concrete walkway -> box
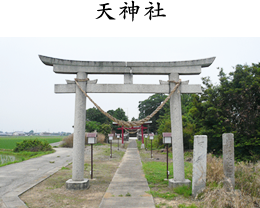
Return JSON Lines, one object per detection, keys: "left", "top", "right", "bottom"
{"left": 99, "top": 140, "right": 155, "bottom": 208}
{"left": 0, "top": 147, "right": 73, "bottom": 208}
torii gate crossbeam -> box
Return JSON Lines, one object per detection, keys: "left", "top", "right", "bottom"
{"left": 39, "top": 55, "right": 215, "bottom": 190}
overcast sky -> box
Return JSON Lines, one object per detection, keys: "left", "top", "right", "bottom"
{"left": 0, "top": 1, "right": 260, "bottom": 133}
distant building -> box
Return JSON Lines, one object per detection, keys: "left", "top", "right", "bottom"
{"left": 40, "top": 132, "right": 51, "bottom": 136}
{"left": 13, "top": 131, "right": 25, "bottom": 136}
{"left": 51, "top": 133, "right": 61, "bottom": 136}
{"left": 0, "top": 132, "right": 12, "bottom": 136}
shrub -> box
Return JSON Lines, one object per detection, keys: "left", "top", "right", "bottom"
{"left": 13, "top": 139, "right": 53, "bottom": 152}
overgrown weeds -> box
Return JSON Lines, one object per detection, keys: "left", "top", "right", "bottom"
{"left": 235, "top": 161, "right": 260, "bottom": 197}
{"left": 199, "top": 154, "right": 260, "bottom": 207}
{"left": 206, "top": 153, "right": 224, "bottom": 187}
{"left": 61, "top": 133, "right": 106, "bottom": 147}
{"left": 200, "top": 184, "right": 258, "bottom": 208}
{"left": 61, "top": 134, "right": 87, "bottom": 148}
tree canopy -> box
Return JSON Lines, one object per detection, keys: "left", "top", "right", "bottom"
{"left": 149, "top": 63, "right": 260, "bottom": 161}
{"left": 107, "top": 108, "right": 128, "bottom": 121}
{"left": 86, "top": 107, "right": 108, "bottom": 124}
{"left": 190, "top": 64, "right": 260, "bottom": 161}
{"left": 85, "top": 107, "right": 128, "bottom": 134}
{"left": 138, "top": 93, "right": 169, "bottom": 132}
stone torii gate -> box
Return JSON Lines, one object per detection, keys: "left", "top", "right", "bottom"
{"left": 39, "top": 55, "right": 215, "bottom": 189}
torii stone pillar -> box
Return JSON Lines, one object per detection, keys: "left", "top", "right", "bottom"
{"left": 39, "top": 55, "right": 215, "bottom": 189}
{"left": 66, "top": 72, "right": 89, "bottom": 189}
{"left": 168, "top": 73, "right": 191, "bottom": 187}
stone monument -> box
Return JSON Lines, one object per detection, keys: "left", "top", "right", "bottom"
{"left": 192, "top": 135, "right": 207, "bottom": 196}
{"left": 223, "top": 133, "right": 235, "bottom": 191}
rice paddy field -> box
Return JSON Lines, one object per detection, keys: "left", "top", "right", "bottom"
{"left": 0, "top": 136, "right": 63, "bottom": 150}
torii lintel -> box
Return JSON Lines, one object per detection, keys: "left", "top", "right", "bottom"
{"left": 39, "top": 55, "right": 215, "bottom": 75}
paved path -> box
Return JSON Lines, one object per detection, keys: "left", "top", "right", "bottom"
{"left": 99, "top": 140, "right": 155, "bottom": 208}
{"left": 0, "top": 147, "right": 73, "bottom": 208}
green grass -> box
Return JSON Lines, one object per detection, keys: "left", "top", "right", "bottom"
{"left": 93, "top": 143, "right": 103, "bottom": 146}
{"left": 143, "top": 137, "right": 160, "bottom": 150}
{"left": 155, "top": 202, "right": 167, "bottom": 208}
{"left": 0, "top": 137, "right": 59, "bottom": 166}
{"left": 142, "top": 160, "right": 193, "bottom": 199}
{"left": 142, "top": 162, "right": 169, "bottom": 185}
{"left": 173, "top": 185, "right": 192, "bottom": 198}
{"left": 0, "top": 136, "right": 63, "bottom": 149}
{"left": 137, "top": 138, "right": 157, "bottom": 150}
{"left": 125, "top": 192, "right": 131, "bottom": 197}
{"left": 178, "top": 203, "right": 197, "bottom": 208}
{"left": 0, "top": 149, "right": 55, "bottom": 167}
{"left": 137, "top": 136, "right": 165, "bottom": 151}
{"left": 148, "top": 190, "right": 177, "bottom": 199}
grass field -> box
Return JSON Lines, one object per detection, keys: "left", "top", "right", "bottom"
{"left": 0, "top": 149, "right": 55, "bottom": 167}
{"left": 0, "top": 136, "right": 63, "bottom": 149}
{"left": 142, "top": 160, "right": 193, "bottom": 198}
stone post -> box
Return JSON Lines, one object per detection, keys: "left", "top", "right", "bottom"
{"left": 192, "top": 135, "right": 207, "bottom": 196}
{"left": 66, "top": 72, "right": 89, "bottom": 190}
{"left": 168, "top": 73, "right": 191, "bottom": 188}
{"left": 223, "top": 133, "right": 235, "bottom": 191}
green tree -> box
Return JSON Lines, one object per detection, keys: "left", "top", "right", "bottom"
{"left": 86, "top": 107, "right": 128, "bottom": 134}
{"left": 156, "top": 94, "right": 194, "bottom": 149}
{"left": 138, "top": 94, "right": 169, "bottom": 132}
{"left": 131, "top": 117, "right": 137, "bottom": 121}
{"left": 107, "top": 108, "right": 128, "bottom": 133}
{"left": 85, "top": 121, "right": 101, "bottom": 132}
{"left": 190, "top": 76, "right": 228, "bottom": 154}
{"left": 218, "top": 64, "right": 260, "bottom": 160}
{"left": 107, "top": 108, "right": 128, "bottom": 121}
{"left": 99, "top": 123, "right": 112, "bottom": 142}
{"left": 190, "top": 64, "right": 260, "bottom": 161}
{"left": 86, "top": 107, "right": 108, "bottom": 124}
{"left": 99, "top": 123, "right": 112, "bottom": 135}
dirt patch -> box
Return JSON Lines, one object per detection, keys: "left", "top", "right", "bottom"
{"left": 20, "top": 144, "right": 126, "bottom": 208}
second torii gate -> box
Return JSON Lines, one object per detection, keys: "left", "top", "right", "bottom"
{"left": 113, "top": 121, "right": 151, "bottom": 147}
{"left": 39, "top": 55, "right": 215, "bottom": 189}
